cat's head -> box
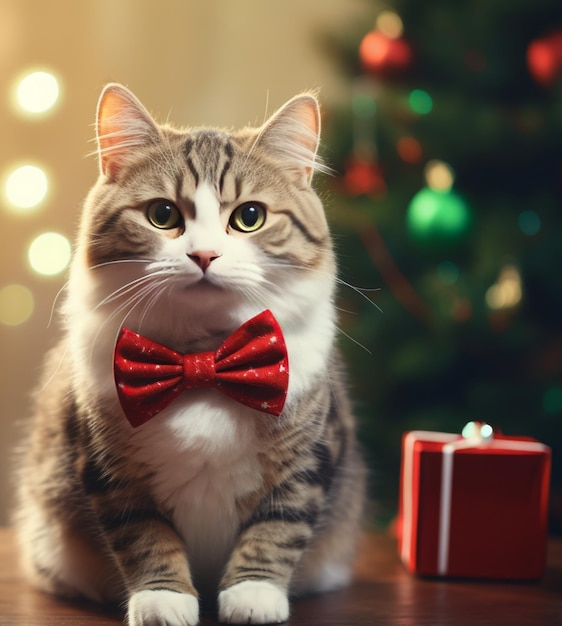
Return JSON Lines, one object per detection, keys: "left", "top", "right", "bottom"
{"left": 71, "top": 84, "right": 336, "bottom": 345}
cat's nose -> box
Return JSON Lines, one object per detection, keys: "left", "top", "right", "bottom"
{"left": 188, "top": 250, "right": 222, "bottom": 272}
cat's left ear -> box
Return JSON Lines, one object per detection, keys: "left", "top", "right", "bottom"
{"left": 257, "top": 93, "right": 326, "bottom": 185}
{"left": 96, "top": 83, "right": 161, "bottom": 179}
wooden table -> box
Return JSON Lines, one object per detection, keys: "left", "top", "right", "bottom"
{"left": 0, "top": 528, "right": 560, "bottom": 625}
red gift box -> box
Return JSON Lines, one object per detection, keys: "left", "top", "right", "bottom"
{"left": 398, "top": 424, "right": 551, "bottom": 579}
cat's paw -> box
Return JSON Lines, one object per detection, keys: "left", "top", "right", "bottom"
{"left": 127, "top": 589, "right": 199, "bottom": 626}
{"left": 218, "top": 580, "right": 289, "bottom": 624}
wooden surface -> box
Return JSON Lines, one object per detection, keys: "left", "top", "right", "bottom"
{"left": 0, "top": 527, "right": 561, "bottom": 625}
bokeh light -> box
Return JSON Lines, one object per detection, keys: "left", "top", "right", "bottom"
{"left": 16, "top": 70, "right": 60, "bottom": 114}
{"left": 485, "top": 265, "right": 522, "bottom": 310}
{"left": 425, "top": 160, "right": 455, "bottom": 192}
{"left": 407, "top": 187, "right": 472, "bottom": 244}
{"left": 376, "top": 11, "right": 404, "bottom": 39}
{"left": 527, "top": 33, "right": 562, "bottom": 86}
{"left": 397, "top": 136, "right": 422, "bottom": 163}
{"left": 0, "top": 284, "right": 34, "bottom": 326}
{"left": 518, "top": 210, "right": 541, "bottom": 236}
{"left": 4, "top": 164, "right": 49, "bottom": 211}
{"left": 360, "top": 29, "right": 412, "bottom": 74}
{"left": 409, "top": 89, "right": 433, "bottom": 115}
{"left": 28, "top": 232, "right": 72, "bottom": 276}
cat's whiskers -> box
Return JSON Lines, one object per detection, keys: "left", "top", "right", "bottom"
{"left": 46, "top": 262, "right": 155, "bottom": 332}
{"left": 221, "top": 266, "right": 281, "bottom": 309}
{"left": 334, "top": 278, "right": 382, "bottom": 311}
{"left": 260, "top": 260, "right": 379, "bottom": 355}
{"left": 89, "top": 258, "right": 155, "bottom": 271}
{"left": 336, "top": 327, "right": 373, "bottom": 356}
{"left": 224, "top": 268, "right": 272, "bottom": 291}
{"left": 261, "top": 261, "right": 383, "bottom": 312}
{"left": 47, "top": 281, "right": 70, "bottom": 328}
{"left": 146, "top": 258, "right": 279, "bottom": 308}
{"left": 236, "top": 282, "right": 271, "bottom": 310}
{"left": 39, "top": 343, "right": 70, "bottom": 393}
{"left": 87, "top": 273, "right": 172, "bottom": 366}
{"left": 94, "top": 270, "right": 171, "bottom": 309}
{"left": 144, "top": 259, "right": 185, "bottom": 275}
{"left": 136, "top": 279, "right": 171, "bottom": 333}
{"left": 109, "top": 278, "right": 167, "bottom": 331}
{"left": 96, "top": 283, "right": 156, "bottom": 343}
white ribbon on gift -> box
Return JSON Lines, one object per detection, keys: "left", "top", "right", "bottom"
{"left": 401, "top": 429, "right": 457, "bottom": 569}
{"left": 438, "top": 423, "right": 549, "bottom": 575}
{"left": 401, "top": 423, "right": 549, "bottom": 575}
{"left": 437, "top": 422, "right": 494, "bottom": 575}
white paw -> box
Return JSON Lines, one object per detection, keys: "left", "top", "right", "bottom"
{"left": 218, "top": 580, "right": 289, "bottom": 624}
{"left": 127, "top": 589, "right": 199, "bottom": 626}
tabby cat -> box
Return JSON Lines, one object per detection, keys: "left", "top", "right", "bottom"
{"left": 14, "top": 84, "right": 366, "bottom": 625}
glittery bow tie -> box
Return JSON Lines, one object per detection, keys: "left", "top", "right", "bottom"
{"left": 114, "top": 310, "right": 289, "bottom": 428}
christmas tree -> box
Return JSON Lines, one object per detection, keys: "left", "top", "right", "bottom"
{"left": 323, "top": 1, "right": 562, "bottom": 530}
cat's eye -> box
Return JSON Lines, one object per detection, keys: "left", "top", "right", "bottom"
{"left": 229, "top": 202, "right": 266, "bottom": 233}
{"left": 147, "top": 200, "right": 182, "bottom": 230}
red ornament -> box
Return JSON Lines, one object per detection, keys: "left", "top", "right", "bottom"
{"left": 397, "top": 137, "right": 423, "bottom": 164}
{"left": 360, "top": 29, "right": 412, "bottom": 75}
{"left": 527, "top": 30, "right": 562, "bottom": 86}
{"left": 343, "top": 157, "right": 386, "bottom": 197}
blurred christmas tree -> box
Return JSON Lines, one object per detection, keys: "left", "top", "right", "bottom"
{"left": 322, "top": 0, "right": 562, "bottom": 530}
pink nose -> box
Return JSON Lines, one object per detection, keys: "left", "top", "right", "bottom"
{"left": 188, "top": 250, "right": 221, "bottom": 272}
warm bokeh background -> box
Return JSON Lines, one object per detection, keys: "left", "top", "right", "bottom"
{"left": 0, "top": 0, "right": 369, "bottom": 525}
{"left": 2, "top": 0, "right": 561, "bottom": 534}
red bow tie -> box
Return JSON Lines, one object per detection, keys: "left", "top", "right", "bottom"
{"left": 114, "top": 310, "right": 289, "bottom": 428}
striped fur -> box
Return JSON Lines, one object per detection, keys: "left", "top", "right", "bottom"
{"left": 14, "top": 84, "right": 366, "bottom": 626}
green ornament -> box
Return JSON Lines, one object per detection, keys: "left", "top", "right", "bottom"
{"left": 406, "top": 187, "right": 472, "bottom": 248}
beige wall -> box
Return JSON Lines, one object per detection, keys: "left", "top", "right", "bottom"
{"left": 0, "top": 0, "right": 370, "bottom": 524}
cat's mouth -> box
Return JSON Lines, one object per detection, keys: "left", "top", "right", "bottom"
{"left": 185, "top": 274, "right": 223, "bottom": 290}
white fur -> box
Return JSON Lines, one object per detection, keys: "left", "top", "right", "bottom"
{"left": 218, "top": 581, "right": 289, "bottom": 624}
{"left": 130, "top": 393, "right": 264, "bottom": 584}
{"left": 188, "top": 182, "right": 226, "bottom": 255}
{"left": 127, "top": 589, "right": 199, "bottom": 626}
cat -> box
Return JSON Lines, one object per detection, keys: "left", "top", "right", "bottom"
{"left": 13, "top": 83, "right": 366, "bottom": 626}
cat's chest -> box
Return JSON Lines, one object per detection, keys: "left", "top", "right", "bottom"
{"left": 131, "top": 392, "right": 266, "bottom": 571}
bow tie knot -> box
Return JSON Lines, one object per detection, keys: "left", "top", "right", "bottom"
{"left": 114, "top": 310, "right": 289, "bottom": 428}
{"left": 183, "top": 352, "right": 216, "bottom": 388}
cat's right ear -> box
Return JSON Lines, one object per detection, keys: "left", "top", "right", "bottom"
{"left": 96, "top": 84, "right": 161, "bottom": 179}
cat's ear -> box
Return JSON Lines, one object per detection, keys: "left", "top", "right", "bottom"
{"left": 96, "top": 83, "right": 161, "bottom": 178}
{"left": 257, "top": 93, "right": 327, "bottom": 185}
